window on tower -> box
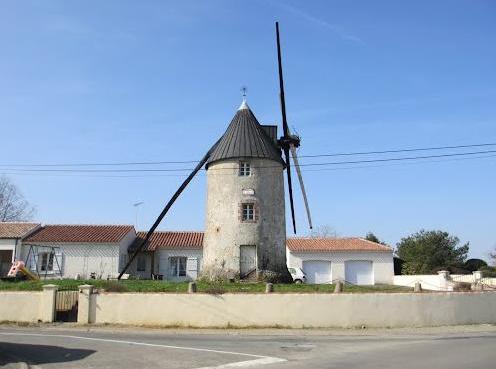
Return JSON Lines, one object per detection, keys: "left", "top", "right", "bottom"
{"left": 239, "top": 161, "right": 251, "bottom": 176}
{"left": 241, "top": 203, "right": 255, "bottom": 221}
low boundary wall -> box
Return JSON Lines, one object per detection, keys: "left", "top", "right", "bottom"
{"left": 1, "top": 286, "right": 495, "bottom": 328}
{"left": 0, "top": 285, "right": 57, "bottom": 323}
{"left": 394, "top": 271, "right": 496, "bottom": 291}
{"left": 90, "top": 292, "right": 496, "bottom": 328}
{"left": 0, "top": 291, "right": 44, "bottom": 323}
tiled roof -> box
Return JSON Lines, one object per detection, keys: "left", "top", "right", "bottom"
{"left": 129, "top": 233, "right": 391, "bottom": 253}
{"left": 206, "top": 102, "right": 284, "bottom": 168}
{"left": 286, "top": 238, "right": 393, "bottom": 252}
{"left": 24, "top": 225, "right": 134, "bottom": 243}
{"left": 130, "top": 231, "right": 204, "bottom": 252}
{"left": 0, "top": 222, "right": 40, "bottom": 239}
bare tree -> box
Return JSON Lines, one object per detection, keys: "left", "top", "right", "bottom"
{"left": 0, "top": 175, "right": 35, "bottom": 221}
{"left": 308, "top": 225, "right": 338, "bottom": 238}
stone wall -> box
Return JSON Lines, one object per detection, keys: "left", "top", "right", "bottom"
{"left": 202, "top": 158, "right": 286, "bottom": 279}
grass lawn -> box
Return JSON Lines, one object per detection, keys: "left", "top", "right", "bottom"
{"left": 0, "top": 279, "right": 412, "bottom": 293}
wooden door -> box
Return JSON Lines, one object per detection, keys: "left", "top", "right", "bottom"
{"left": 240, "top": 245, "right": 256, "bottom": 278}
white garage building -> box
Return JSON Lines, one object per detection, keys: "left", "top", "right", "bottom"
{"left": 286, "top": 238, "right": 394, "bottom": 285}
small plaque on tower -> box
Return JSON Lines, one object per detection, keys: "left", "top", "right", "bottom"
{"left": 242, "top": 188, "right": 255, "bottom": 196}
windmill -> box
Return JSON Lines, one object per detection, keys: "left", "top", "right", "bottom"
{"left": 119, "top": 22, "right": 312, "bottom": 280}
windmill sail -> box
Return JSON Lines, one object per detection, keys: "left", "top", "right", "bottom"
{"left": 275, "top": 21, "right": 313, "bottom": 234}
{"left": 290, "top": 144, "right": 313, "bottom": 229}
{"left": 118, "top": 140, "right": 220, "bottom": 279}
{"left": 276, "top": 21, "right": 297, "bottom": 234}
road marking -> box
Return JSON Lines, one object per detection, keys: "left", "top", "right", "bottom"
{"left": 0, "top": 332, "right": 287, "bottom": 368}
{"left": 195, "top": 357, "right": 287, "bottom": 368}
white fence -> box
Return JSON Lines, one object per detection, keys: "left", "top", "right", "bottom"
{"left": 394, "top": 271, "right": 496, "bottom": 291}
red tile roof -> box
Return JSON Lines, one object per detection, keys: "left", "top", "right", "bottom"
{"left": 130, "top": 231, "right": 204, "bottom": 251}
{"left": 130, "top": 233, "right": 391, "bottom": 253}
{"left": 24, "top": 225, "right": 134, "bottom": 243}
{"left": 286, "top": 238, "right": 393, "bottom": 252}
{"left": 0, "top": 222, "right": 40, "bottom": 239}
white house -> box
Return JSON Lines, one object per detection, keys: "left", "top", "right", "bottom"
{"left": 286, "top": 238, "right": 394, "bottom": 285}
{"left": 21, "top": 224, "right": 136, "bottom": 279}
{"left": 0, "top": 222, "right": 40, "bottom": 277}
{"left": 129, "top": 231, "right": 203, "bottom": 281}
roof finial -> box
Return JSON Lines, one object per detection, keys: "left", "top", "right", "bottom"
{"left": 238, "top": 86, "right": 249, "bottom": 110}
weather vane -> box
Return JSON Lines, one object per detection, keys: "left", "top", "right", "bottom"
{"left": 240, "top": 86, "right": 247, "bottom": 101}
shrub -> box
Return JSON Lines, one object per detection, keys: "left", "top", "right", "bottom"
{"left": 481, "top": 266, "right": 496, "bottom": 278}
{"left": 453, "top": 282, "right": 472, "bottom": 292}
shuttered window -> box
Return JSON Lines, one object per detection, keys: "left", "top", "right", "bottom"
{"left": 169, "top": 257, "right": 187, "bottom": 277}
{"left": 39, "top": 252, "right": 54, "bottom": 272}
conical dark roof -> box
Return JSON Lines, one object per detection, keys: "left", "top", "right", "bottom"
{"left": 206, "top": 101, "right": 284, "bottom": 168}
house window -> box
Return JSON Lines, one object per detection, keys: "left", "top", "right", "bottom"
{"left": 169, "top": 257, "right": 187, "bottom": 277}
{"left": 241, "top": 203, "right": 255, "bottom": 221}
{"left": 137, "top": 254, "right": 146, "bottom": 272}
{"left": 39, "top": 252, "right": 54, "bottom": 272}
{"left": 239, "top": 162, "right": 251, "bottom": 176}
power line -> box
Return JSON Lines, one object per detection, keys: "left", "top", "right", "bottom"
{"left": 2, "top": 149, "right": 496, "bottom": 174}
{"left": 2, "top": 142, "right": 495, "bottom": 168}
{"left": 302, "top": 153, "right": 496, "bottom": 172}
{"left": 298, "top": 142, "right": 496, "bottom": 158}
{"left": 301, "top": 149, "right": 496, "bottom": 167}
{"left": 2, "top": 152, "right": 495, "bottom": 179}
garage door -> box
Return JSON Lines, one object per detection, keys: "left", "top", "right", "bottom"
{"left": 345, "top": 260, "right": 373, "bottom": 285}
{"left": 303, "top": 260, "right": 331, "bottom": 284}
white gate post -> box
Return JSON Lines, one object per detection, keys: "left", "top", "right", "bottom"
{"left": 437, "top": 270, "right": 451, "bottom": 291}
{"left": 41, "top": 284, "right": 58, "bottom": 322}
{"left": 473, "top": 270, "right": 482, "bottom": 282}
{"left": 78, "top": 284, "right": 94, "bottom": 324}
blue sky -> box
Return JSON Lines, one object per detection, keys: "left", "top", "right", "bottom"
{"left": 1, "top": 1, "right": 495, "bottom": 259}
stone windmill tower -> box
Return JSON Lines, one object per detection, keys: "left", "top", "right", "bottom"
{"left": 201, "top": 99, "right": 288, "bottom": 280}
{"left": 118, "top": 22, "right": 312, "bottom": 282}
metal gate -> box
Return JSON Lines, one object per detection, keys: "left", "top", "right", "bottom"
{"left": 55, "top": 287, "right": 79, "bottom": 322}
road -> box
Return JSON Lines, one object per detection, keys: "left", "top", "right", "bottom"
{"left": 1, "top": 325, "right": 495, "bottom": 368}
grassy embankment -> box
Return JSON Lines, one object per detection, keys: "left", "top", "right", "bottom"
{"left": 0, "top": 279, "right": 412, "bottom": 293}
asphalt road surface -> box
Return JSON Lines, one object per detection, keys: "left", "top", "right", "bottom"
{"left": 1, "top": 325, "right": 495, "bottom": 369}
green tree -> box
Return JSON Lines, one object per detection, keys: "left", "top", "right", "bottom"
{"left": 396, "top": 230, "right": 469, "bottom": 275}
{"left": 364, "top": 232, "right": 386, "bottom": 245}
{"left": 464, "top": 258, "right": 487, "bottom": 272}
